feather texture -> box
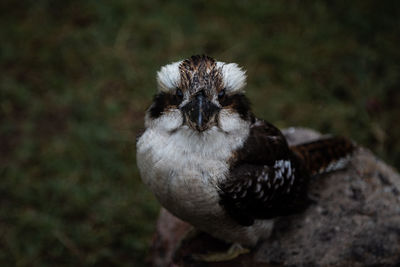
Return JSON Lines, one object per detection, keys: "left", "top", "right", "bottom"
{"left": 218, "top": 119, "right": 310, "bottom": 226}
{"left": 290, "top": 136, "right": 355, "bottom": 175}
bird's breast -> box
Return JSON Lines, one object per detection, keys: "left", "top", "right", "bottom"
{"left": 136, "top": 124, "right": 270, "bottom": 246}
{"left": 136, "top": 127, "right": 235, "bottom": 222}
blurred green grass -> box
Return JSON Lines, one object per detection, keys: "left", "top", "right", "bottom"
{"left": 1, "top": 0, "right": 399, "bottom": 265}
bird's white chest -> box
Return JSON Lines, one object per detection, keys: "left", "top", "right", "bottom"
{"left": 136, "top": 126, "right": 247, "bottom": 222}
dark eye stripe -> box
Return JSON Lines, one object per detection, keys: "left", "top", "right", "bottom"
{"left": 218, "top": 89, "right": 225, "bottom": 99}
{"left": 219, "top": 94, "right": 251, "bottom": 120}
{"left": 176, "top": 88, "right": 183, "bottom": 98}
{"left": 149, "top": 92, "right": 183, "bottom": 119}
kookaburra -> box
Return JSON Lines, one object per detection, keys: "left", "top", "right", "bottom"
{"left": 136, "top": 55, "right": 354, "bottom": 248}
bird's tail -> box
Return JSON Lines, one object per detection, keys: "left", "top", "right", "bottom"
{"left": 290, "top": 136, "right": 355, "bottom": 176}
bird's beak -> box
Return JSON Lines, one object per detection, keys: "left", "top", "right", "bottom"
{"left": 181, "top": 91, "right": 220, "bottom": 132}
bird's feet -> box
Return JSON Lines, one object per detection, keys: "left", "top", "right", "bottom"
{"left": 192, "top": 242, "right": 250, "bottom": 262}
{"left": 173, "top": 229, "right": 251, "bottom": 263}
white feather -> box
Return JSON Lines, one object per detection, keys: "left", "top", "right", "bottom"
{"left": 156, "top": 61, "right": 182, "bottom": 92}
{"left": 322, "top": 156, "right": 350, "bottom": 173}
{"left": 156, "top": 59, "right": 247, "bottom": 94}
{"left": 216, "top": 61, "right": 247, "bottom": 93}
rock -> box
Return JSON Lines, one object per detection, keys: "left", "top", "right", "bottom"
{"left": 147, "top": 128, "right": 400, "bottom": 266}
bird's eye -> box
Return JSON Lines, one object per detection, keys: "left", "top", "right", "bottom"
{"left": 218, "top": 89, "right": 225, "bottom": 99}
{"left": 176, "top": 88, "right": 183, "bottom": 98}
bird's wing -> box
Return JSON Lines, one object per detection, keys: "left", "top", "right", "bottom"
{"left": 218, "top": 119, "right": 310, "bottom": 226}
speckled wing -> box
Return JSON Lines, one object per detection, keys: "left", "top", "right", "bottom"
{"left": 218, "top": 119, "right": 310, "bottom": 226}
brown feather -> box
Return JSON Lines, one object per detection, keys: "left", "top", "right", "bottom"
{"left": 179, "top": 55, "right": 223, "bottom": 93}
{"left": 290, "top": 136, "right": 355, "bottom": 175}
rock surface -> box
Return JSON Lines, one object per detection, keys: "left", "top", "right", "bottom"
{"left": 147, "top": 128, "right": 400, "bottom": 267}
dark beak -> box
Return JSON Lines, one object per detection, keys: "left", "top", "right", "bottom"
{"left": 181, "top": 91, "right": 220, "bottom": 132}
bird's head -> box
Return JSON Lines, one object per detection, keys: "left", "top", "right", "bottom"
{"left": 145, "top": 55, "right": 252, "bottom": 134}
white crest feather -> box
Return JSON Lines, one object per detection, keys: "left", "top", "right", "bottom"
{"left": 156, "top": 61, "right": 182, "bottom": 92}
{"left": 216, "top": 62, "right": 247, "bottom": 92}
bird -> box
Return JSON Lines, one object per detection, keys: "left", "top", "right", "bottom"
{"left": 136, "top": 55, "right": 355, "bottom": 254}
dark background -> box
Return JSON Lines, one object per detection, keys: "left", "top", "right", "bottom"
{"left": 1, "top": 0, "right": 399, "bottom": 265}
